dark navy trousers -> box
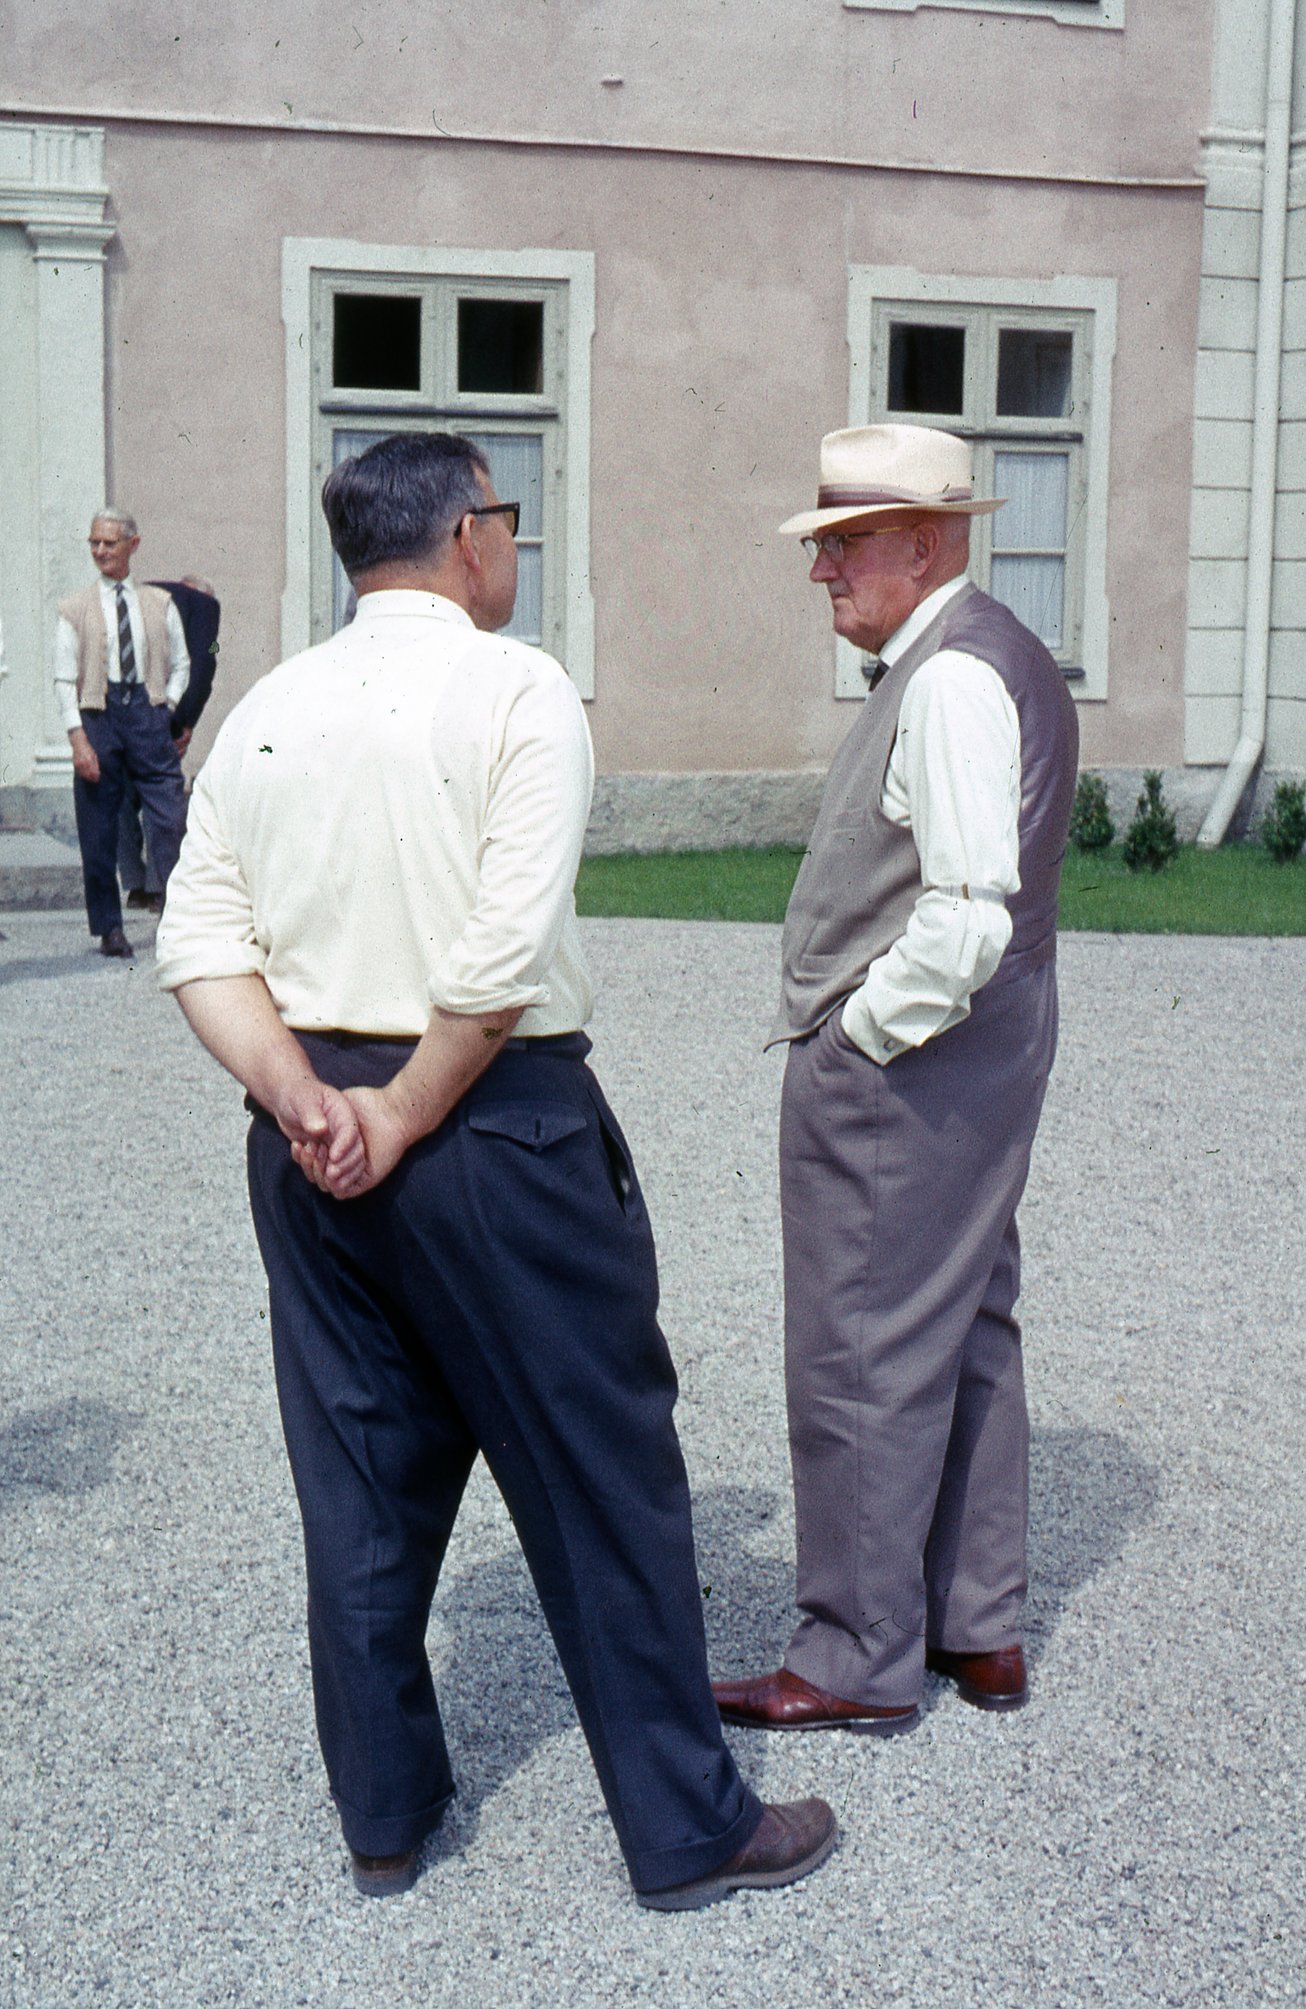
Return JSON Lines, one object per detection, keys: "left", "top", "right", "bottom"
{"left": 245, "top": 1032, "right": 761, "bottom": 1893}
{"left": 72, "top": 688, "right": 186, "bottom": 934}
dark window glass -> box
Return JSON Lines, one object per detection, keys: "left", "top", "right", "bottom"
{"left": 457, "top": 299, "right": 544, "bottom": 394}
{"left": 332, "top": 295, "right": 422, "bottom": 391}
{"left": 997, "top": 329, "right": 1073, "bottom": 418}
{"left": 887, "top": 323, "right": 965, "bottom": 414}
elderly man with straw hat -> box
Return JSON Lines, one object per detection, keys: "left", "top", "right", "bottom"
{"left": 714, "top": 423, "right": 1078, "bottom": 1735}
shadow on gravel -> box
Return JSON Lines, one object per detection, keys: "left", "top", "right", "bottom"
{"left": 0, "top": 953, "right": 110, "bottom": 984}
{"left": 428, "top": 1488, "right": 790, "bottom": 1841}
{"left": 0, "top": 1396, "right": 139, "bottom": 1506}
{"left": 1026, "top": 1424, "right": 1159, "bottom": 1659}
{"left": 380, "top": 1433, "right": 1158, "bottom": 1839}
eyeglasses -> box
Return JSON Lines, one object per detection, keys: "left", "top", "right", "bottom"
{"left": 466, "top": 502, "right": 520, "bottom": 538}
{"left": 801, "top": 524, "right": 906, "bottom": 562}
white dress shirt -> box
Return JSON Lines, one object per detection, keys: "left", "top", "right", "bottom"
{"left": 839, "top": 577, "right": 1022, "bottom": 1066}
{"left": 54, "top": 577, "right": 190, "bottom": 731}
{"left": 155, "top": 591, "right": 594, "bottom": 1038}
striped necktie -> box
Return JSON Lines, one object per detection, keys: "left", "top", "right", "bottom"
{"left": 115, "top": 584, "right": 138, "bottom": 687}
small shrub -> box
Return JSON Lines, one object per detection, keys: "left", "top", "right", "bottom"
{"left": 1069, "top": 772, "right": 1115, "bottom": 852}
{"left": 1122, "top": 770, "right": 1179, "bottom": 873}
{"left": 1259, "top": 780, "right": 1306, "bottom": 863}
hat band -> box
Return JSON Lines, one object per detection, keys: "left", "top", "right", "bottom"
{"left": 816, "top": 483, "right": 974, "bottom": 507}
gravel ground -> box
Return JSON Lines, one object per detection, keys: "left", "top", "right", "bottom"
{"left": 0, "top": 910, "right": 1302, "bottom": 2009}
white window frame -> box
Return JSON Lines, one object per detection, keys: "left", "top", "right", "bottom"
{"left": 282, "top": 239, "right": 595, "bottom": 696}
{"left": 843, "top": 0, "right": 1123, "bottom": 27}
{"left": 841, "top": 267, "right": 1116, "bottom": 700}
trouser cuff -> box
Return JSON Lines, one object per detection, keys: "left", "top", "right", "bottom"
{"left": 334, "top": 1783, "right": 455, "bottom": 1858}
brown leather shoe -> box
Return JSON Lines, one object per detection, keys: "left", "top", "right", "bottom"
{"left": 926, "top": 1643, "right": 1028, "bottom": 1712}
{"left": 636, "top": 1797, "right": 837, "bottom": 1911}
{"left": 99, "top": 926, "right": 135, "bottom": 959}
{"left": 712, "top": 1666, "right": 918, "bottom": 1737}
{"left": 349, "top": 1846, "right": 420, "bottom": 1897}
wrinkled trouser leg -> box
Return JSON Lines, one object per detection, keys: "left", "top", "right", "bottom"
{"left": 247, "top": 1034, "right": 762, "bottom": 1890}
{"left": 780, "top": 970, "right": 1055, "bottom": 1707}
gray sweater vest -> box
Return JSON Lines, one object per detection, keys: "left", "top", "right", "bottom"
{"left": 773, "top": 582, "right": 1079, "bottom": 1044}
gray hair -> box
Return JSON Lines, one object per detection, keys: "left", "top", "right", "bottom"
{"left": 321, "top": 433, "right": 489, "bottom": 578}
{"left": 91, "top": 508, "right": 139, "bottom": 539}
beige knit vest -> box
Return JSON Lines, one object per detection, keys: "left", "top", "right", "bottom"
{"left": 58, "top": 581, "right": 174, "bottom": 710}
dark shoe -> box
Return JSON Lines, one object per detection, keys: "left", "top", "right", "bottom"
{"left": 712, "top": 1666, "right": 918, "bottom": 1737}
{"left": 124, "top": 888, "right": 152, "bottom": 910}
{"left": 926, "top": 1643, "right": 1028, "bottom": 1712}
{"left": 349, "top": 1846, "right": 420, "bottom": 1897}
{"left": 636, "top": 1798, "right": 837, "bottom": 1912}
{"left": 99, "top": 926, "right": 134, "bottom": 959}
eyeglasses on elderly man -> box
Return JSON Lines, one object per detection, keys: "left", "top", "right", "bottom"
{"left": 800, "top": 524, "right": 910, "bottom": 563}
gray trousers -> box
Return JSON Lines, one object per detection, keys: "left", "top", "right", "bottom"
{"left": 779, "top": 961, "right": 1057, "bottom": 1707}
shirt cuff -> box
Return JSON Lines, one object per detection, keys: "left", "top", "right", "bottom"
{"left": 838, "top": 989, "right": 907, "bottom": 1067}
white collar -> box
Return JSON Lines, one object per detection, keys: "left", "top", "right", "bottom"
{"left": 879, "top": 575, "right": 969, "bottom": 666}
{"left": 353, "top": 589, "right": 474, "bottom": 626}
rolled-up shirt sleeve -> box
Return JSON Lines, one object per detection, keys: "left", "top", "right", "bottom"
{"left": 155, "top": 746, "right": 267, "bottom": 990}
{"left": 54, "top": 617, "right": 83, "bottom": 733}
{"left": 431, "top": 665, "right": 593, "bottom": 1016}
{"left": 840, "top": 650, "right": 1020, "bottom": 1064}
{"left": 164, "top": 598, "right": 191, "bottom": 710}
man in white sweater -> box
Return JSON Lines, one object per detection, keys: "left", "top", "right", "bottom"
{"left": 54, "top": 510, "right": 189, "bottom": 957}
{"left": 157, "top": 432, "right": 834, "bottom": 1908}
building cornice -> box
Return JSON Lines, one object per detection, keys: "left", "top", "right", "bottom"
{"left": 0, "top": 103, "right": 1203, "bottom": 194}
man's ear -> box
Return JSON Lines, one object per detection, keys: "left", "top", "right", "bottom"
{"left": 453, "top": 512, "right": 480, "bottom": 575}
{"left": 910, "top": 519, "right": 941, "bottom": 575}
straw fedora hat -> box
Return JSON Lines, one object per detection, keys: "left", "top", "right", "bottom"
{"left": 779, "top": 423, "right": 1004, "bottom": 539}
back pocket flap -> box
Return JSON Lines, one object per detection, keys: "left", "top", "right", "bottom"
{"left": 467, "top": 1103, "right": 588, "bottom": 1151}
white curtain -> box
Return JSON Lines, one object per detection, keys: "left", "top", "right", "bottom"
{"left": 467, "top": 432, "right": 544, "bottom": 646}
{"left": 990, "top": 450, "right": 1067, "bottom": 650}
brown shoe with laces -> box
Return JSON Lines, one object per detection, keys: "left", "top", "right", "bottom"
{"left": 926, "top": 1644, "right": 1028, "bottom": 1711}
{"left": 713, "top": 1665, "right": 918, "bottom": 1736}
{"left": 636, "top": 1797, "right": 837, "bottom": 1911}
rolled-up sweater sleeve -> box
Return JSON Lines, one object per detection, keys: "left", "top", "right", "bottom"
{"left": 429, "top": 663, "right": 594, "bottom": 1017}
{"left": 155, "top": 744, "right": 267, "bottom": 990}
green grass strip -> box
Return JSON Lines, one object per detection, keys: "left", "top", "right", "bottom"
{"left": 575, "top": 843, "right": 1306, "bottom": 934}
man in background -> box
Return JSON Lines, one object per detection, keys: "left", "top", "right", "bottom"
{"left": 117, "top": 574, "right": 221, "bottom": 912}
{"left": 55, "top": 510, "right": 189, "bottom": 958}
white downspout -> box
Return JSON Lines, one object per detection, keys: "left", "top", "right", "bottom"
{"left": 1197, "top": 0, "right": 1297, "bottom": 847}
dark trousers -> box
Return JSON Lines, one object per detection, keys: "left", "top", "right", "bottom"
{"left": 72, "top": 689, "right": 186, "bottom": 934}
{"left": 245, "top": 1032, "right": 761, "bottom": 1892}
{"left": 116, "top": 779, "right": 161, "bottom": 896}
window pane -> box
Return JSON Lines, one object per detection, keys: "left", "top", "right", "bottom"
{"left": 458, "top": 299, "right": 544, "bottom": 394}
{"left": 326, "top": 427, "right": 547, "bottom": 648}
{"left": 990, "top": 555, "right": 1065, "bottom": 651}
{"left": 996, "top": 330, "right": 1073, "bottom": 418}
{"left": 510, "top": 547, "right": 544, "bottom": 647}
{"left": 333, "top": 295, "right": 421, "bottom": 391}
{"left": 887, "top": 323, "right": 965, "bottom": 414}
{"left": 993, "top": 451, "right": 1068, "bottom": 548}
{"left": 466, "top": 432, "right": 545, "bottom": 645}
{"left": 466, "top": 432, "right": 544, "bottom": 539}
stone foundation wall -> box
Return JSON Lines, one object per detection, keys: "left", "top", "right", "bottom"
{"left": 583, "top": 766, "right": 1302, "bottom": 853}
{"left": 4, "top": 765, "right": 1300, "bottom": 876}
